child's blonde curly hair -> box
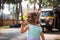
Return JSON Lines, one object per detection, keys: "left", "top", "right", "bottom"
{"left": 27, "top": 10, "right": 40, "bottom": 25}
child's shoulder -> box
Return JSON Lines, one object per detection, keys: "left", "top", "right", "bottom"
{"left": 36, "top": 23, "right": 41, "bottom": 27}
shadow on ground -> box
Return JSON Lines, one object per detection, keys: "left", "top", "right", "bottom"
{"left": 55, "top": 39, "right": 60, "bottom": 40}
{"left": 44, "top": 31, "right": 60, "bottom": 35}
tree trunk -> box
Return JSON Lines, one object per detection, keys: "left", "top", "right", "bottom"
{"left": 1, "top": 0, "right": 4, "bottom": 26}
{"left": 0, "top": 0, "right": 1, "bottom": 9}
{"left": 15, "top": 0, "right": 19, "bottom": 24}
{"left": 20, "top": 0, "right": 23, "bottom": 21}
{"left": 34, "top": 0, "right": 36, "bottom": 10}
{"left": 38, "top": 0, "right": 42, "bottom": 10}
{"left": 16, "top": 5, "right": 18, "bottom": 24}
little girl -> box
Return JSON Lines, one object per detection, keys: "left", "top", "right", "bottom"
{"left": 20, "top": 10, "right": 45, "bottom": 40}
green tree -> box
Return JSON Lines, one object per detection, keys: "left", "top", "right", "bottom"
{"left": 56, "top": 0, "right": 60, "bottom": 5}
{"left": 1, "top": 0, "right": 21, "bottom": 24}
{"left": 53, "top": 0, "right": 60, "bottom": 7}
{"left": 19, "top": 0, "right": 23, "bottom": 21}
{"left": 0, "top": 0, "right": 1, "bottom": 9}
{"left": 47, "top": 0, "right": 53, "bottom": 6}
{"left": 42, "top": 0, "right": 53, "bottom": 7}
{"left": 29, "top": 0, "right": 37, "bottom": 10}
{"left": 38, "top": 0, "right": 42, "bottom": 10}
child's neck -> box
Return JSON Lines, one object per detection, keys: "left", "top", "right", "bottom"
{"left": 33, "top": 23, "right": 40, "bottom": 27}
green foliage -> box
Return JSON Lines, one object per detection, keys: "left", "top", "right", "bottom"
{"left": 57, "top": 0, "right": 60, "bottom": 5}
{"left": 29, "top": 0, "right": 34, "bottom": 5}
{"left": 47, "top": 0, "right": 53, "bottom": 6}
{"left": 3, "top": 0, "right": 20, "bottom": 4}
{"left": 42, "top": 0, "right": 60, "bottom": 7}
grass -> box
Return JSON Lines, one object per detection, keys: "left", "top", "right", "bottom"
{"left": 0, "top": 26, "right": 10, "bottom": 29}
